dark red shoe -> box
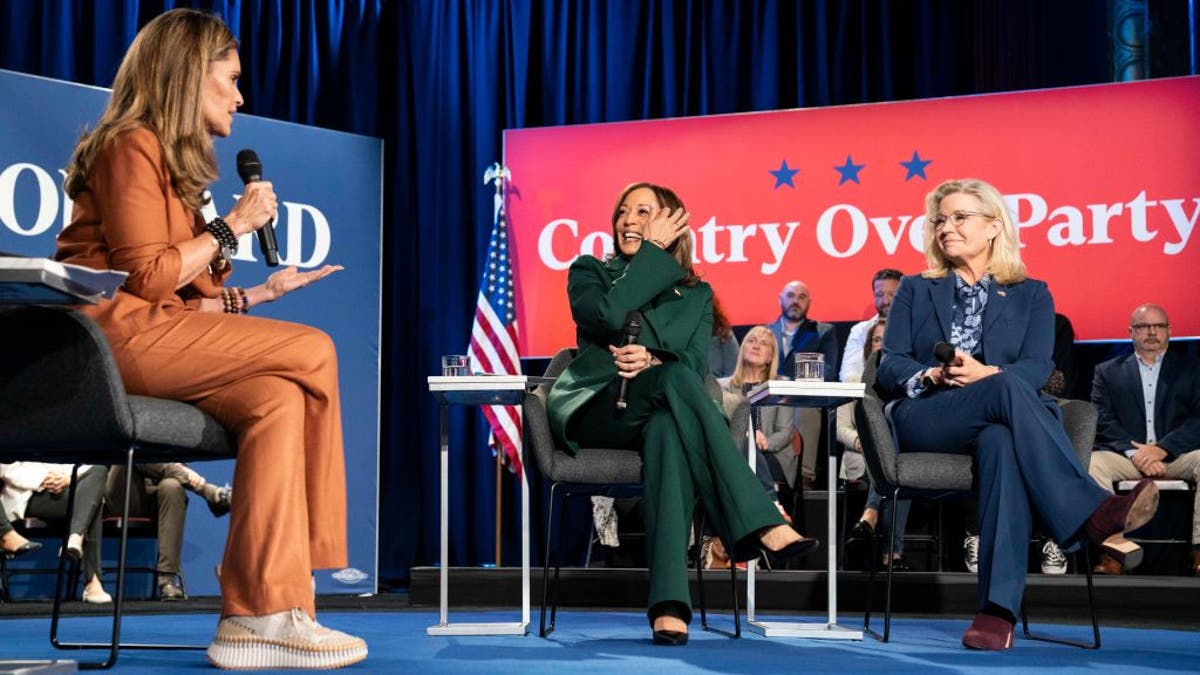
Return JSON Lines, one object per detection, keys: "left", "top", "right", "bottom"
{"left": 962, "top": 613, "right": 1015, "bottom": 650}
{"left": 1084, "top": 479, "right": 1159, "bottom": 571}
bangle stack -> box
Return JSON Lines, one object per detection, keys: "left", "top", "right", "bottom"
{"left": 205, "top": 217, "right": 238, "bottom": 268}
{"left": 220, "top": 286, "right": 250, "bottom": 314}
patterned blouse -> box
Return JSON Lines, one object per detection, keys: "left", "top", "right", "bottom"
{"left": 905, "top": 273, "right": 992, "bottom": 398}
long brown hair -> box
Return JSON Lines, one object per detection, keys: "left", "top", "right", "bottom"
{"left": 610, "top": 182, "right": 701, "bottom": 287}
{"left": 712, "top": 292, "right": 734, "bottom": 342}
{"left": 64, "top": 9, "right": 238, "bottom": 213}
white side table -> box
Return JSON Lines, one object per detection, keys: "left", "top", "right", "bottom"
{"left": 425, "top": 375, "right": 552, "bottom": 636}
{"left": 744, "top": 380, "right": 865, "bottom": 639}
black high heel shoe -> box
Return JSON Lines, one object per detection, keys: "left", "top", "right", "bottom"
{"left": 845, "top": 520, "right": 874, "bottom": 546}
{"left": 760, "top": 536, "right": 820, "bottom": 566}
{"left": 3, "top": 540, "right": 43, "bottom": 560}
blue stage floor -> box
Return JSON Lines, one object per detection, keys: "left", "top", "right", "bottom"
{"left": 0, "top": 610, "right": 1195, "bottom": 673}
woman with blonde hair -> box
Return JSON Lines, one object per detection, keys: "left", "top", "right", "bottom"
{"left": 725, "top": 325, "right": 798, "bottom": 497}
{"left": 877, "top": 177, "right": 1158, "bottom": 650}
{"left": 56, "top": 9, "right": 363, "bottom": 669}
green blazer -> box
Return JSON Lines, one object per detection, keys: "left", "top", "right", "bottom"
{"left": 548, "top": 244, "right": 713, "bottom": 453}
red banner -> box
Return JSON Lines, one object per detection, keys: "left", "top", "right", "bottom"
{"left": 505, "top": 76, "right": 1200, "bottom": 356}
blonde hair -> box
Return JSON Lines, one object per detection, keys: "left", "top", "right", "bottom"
{"left": 64, "top": 9, "right": 238, "bottom": 213}
{"left": 609, "top": 182, "right": 700, "bottom": 287}
{"left": 729, "top": 325, "right": 779, "bottom": 389}
{"left": 920, "top": 178, "right": 1027, "bottom": 284}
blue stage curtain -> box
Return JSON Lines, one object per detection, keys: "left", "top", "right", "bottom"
{"left": 0, "top": 0, "right": 1125, "bottom": 586}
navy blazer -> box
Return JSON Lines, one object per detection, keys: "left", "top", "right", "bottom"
{"left": 1091, "top": 351, "right": 1200, "bottom": 458}
{"left": 876, "top": 273, "right": 1055, "bottom": 400}
{"left": 767, "top": 318, "right": 839, "bottom": 381}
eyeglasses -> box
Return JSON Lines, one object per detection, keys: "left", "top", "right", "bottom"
{"left": 1131, "top": 323, "right": 1169, "bottom": 332}
{"left": 930, "top": 210, "right": 993, "bottom": 230}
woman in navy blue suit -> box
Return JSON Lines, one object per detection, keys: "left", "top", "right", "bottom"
{"left": 876, "top": 178, "right": 1160, "bottom": 650}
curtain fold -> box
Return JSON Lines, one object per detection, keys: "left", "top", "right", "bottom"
{"left": 0, "top": 0, "right": 1126, "bottom": 584}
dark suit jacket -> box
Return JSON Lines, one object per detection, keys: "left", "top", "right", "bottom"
{"left": 767, "top": 318, "right": 839, "bottom": 381}
{"left": 876, "top": 273, "right": 1055, "bottom": 400}
{"left": 1091, "top": 351, "right": 1200, "bottom": 458}
{"left": 547, "top": 245, "right": 712, "bottom": 453}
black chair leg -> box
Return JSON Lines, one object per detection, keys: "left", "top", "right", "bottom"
{"left": 1021, "top": 546, "right": 1101, "bottom": 649}
{"left": 50, "top": 451, "right": 208, "bottom": 669}
{"left": 863, "top": 488, "right": 900, "bottom": 642}
{"left": 694, "top": 510, "right": 739, "bottom": 639}
{"left": 539, "top": 483, "right": 561, "bottom": 637}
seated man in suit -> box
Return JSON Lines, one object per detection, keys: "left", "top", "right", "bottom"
{"left": 1089, "top": 304, "right": 1200, "bottom": 575}
{"left": 767, "top": 280, "right": 839, "bottom": 490}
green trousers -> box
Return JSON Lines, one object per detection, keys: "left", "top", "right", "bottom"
{"left": 568, "top": 362, "right": 784, "bottom": 623}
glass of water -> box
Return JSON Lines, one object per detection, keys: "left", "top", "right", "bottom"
{"left": 441, "top": 354, "right": 470, "bottom": 376}
{"left": 794, "top": 352, "right": 824, "bottom": 381}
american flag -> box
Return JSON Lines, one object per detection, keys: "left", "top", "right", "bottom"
{"left": 468, "top": 173, "right": 523, "bottom": 474}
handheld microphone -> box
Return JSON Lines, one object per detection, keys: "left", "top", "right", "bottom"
{"left": 923, "top": 341, "right": 958, "bottom": 389}
{"left": 235, "top": 149, "right": 280, "bottom": 267}
{"left": 614, "top": 310, "right": 644, "bottom": 412}
{"left": 933, "top": 341, "right": 957, "bottom": 366}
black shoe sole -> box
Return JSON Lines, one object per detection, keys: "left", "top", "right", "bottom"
{"left": 652, "top": 630, "right": 688, "bottom": 646}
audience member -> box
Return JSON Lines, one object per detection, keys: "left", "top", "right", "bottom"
{"left": 708, "top": 292, "right": 739, "bottom": 378}
{"left": 0, "top": 462, "right": 111, "bottom": 603}
{"left": 105, "top": 463, "right": 232, "bottom": 600}
{"left": 767, "top": 280, "right": 838, "bottom": 489}
{"left": 838, "top": 319, "right": 914, "bottom": 570}
{"left": 547, "top": 181, "right": 818, "bottom": 645}
{"left": 767, "top": 280, "right": 839, "bottom": 380}
{"left": 722, "top": 326, "right": 798, "bottom": 509}
{"left": 1089, "top": 303, "right": 1200, "bottom": 575}
{"left": 839, "top": 268, "right": 902, "bottom": 383}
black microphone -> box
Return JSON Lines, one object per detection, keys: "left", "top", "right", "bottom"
{"left": 923, "top": 341, "right": 958, "bottom": 389}
{"left": 235, "top": 149, "right": 280, "bottom": 267}
{"left": 933, "top": 341, "right": 957, "bottom": 366}
{"left": 614, "top": 310, "right": 644, "bottom": 412}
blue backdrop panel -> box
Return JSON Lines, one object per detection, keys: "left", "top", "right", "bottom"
{"left": 0, "top": 68, "right": 381, "bottom": 597}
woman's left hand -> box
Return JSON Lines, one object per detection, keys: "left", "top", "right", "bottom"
{"left": 755, "top": 430, "right": 770, "bottom": 450}
{"left": 263, "top": 264, "right": 344, "bottom": 302}
{"left": 609, "top": 343, "right": 653, "bottom": 380}
{"left": 943, "top": 349, "right": 1001, "bottom": 387}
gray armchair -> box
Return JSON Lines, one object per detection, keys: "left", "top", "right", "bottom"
{"left": 0, "top": 305, "right": 236, "bottom": 668}
{"left": 854, "top": 349, "right": 1100, "bottom": 648}
{"left": 523, "top": 348, "right": 740, "bottom": 638}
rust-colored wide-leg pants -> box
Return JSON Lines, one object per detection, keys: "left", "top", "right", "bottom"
{"left": 108, "top": 310, "right": 347, "bottom": 619}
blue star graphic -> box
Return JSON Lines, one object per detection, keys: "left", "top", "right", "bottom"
{"left": 834, "top": 155, "right": 865, "bottom": 185}
{"left": 900, "top": 150, "right": 932, "bottom": 181}
{"left": 769, "top": 160, "right": 799, "bottom": 189}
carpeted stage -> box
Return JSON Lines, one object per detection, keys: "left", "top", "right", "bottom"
{"left": 1, "top": 568, "right": 1197, "bottom": 673}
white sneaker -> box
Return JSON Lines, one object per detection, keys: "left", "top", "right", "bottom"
{"left": 206, "top": 608, "right": 367, "bottom": 670}
{"left": 1040, "top": 539, "right": 1068, "bottom": 575}
{"left": 963, "top": 535, "right": 979, "bottom": 574}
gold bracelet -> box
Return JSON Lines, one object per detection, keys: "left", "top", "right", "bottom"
{"left": 647, "top": 237, "right": 667, "bottom": 249}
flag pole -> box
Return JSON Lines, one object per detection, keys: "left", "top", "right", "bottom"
{"left": 482, "top": 162, "right": 511, "bottom": 567}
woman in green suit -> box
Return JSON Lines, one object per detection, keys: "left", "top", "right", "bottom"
{"left": 547, "top": 182, "right": 818, "bottom": 645}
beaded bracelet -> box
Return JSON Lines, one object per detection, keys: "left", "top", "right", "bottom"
{"left": 220, "top": 287, "right": 234, "bottom": 314}
{"left": 205, "top": 217, "right": 238, "bottom": 268}
{"left": 235, "top": 287, "right": 250, "bottom": 314}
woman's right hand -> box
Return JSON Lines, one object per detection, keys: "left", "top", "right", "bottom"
{"left": 224, "top": 181, "right": 278, "bottom": 236}
{"left": 644, "top": 204, "right": 690, "bottom": 249}
{"left": 609, "top": 343, "right": 653, "bottom": 380}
